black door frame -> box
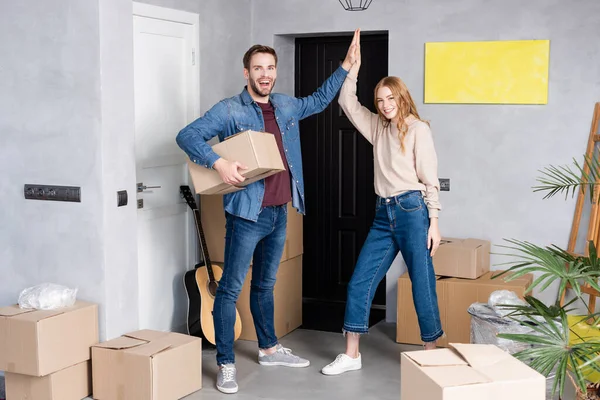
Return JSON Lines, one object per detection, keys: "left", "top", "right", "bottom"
{"left": 295, "top": 32, "right": 389, "bottom": 332}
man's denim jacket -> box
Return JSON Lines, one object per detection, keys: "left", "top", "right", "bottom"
{"left": 176, "top": 65, "right": 349, "bottom": 221}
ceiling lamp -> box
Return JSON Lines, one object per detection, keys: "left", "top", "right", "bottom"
{"left": 339, "top": 0, "right": 373, "bottom": 11}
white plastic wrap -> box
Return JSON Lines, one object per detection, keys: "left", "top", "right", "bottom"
{"left": 468, "top": 302, "right": 534, "bottom": 353}
{"left": 18, "top": 283, "right": 78, "bottom": 310}
{"left": 469, "top": 293, "right": 559, "bottom": 399}
{"left": 488, "top": 289, "right": 527, "bottom": 316}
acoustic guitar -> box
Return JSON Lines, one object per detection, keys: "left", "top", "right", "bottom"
{"left": 180, "top": 185, "right": 242, "bottom": 345}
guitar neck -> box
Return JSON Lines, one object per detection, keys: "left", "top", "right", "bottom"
{"left": 192, "top": 209, "right": 216, "bottom": 282}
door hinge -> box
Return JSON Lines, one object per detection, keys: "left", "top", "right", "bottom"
{"left": 192, "top": 48, "right": 195, "bottom": 66}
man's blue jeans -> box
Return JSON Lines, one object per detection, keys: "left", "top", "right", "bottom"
{"left": 343, "top": 191, "right": 444, "bottom": 343}
{"left": 213, "top": 205, "right": 287, "bottom": 365}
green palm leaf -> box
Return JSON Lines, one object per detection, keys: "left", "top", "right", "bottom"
{"left": 533, "top": 154, "right": 600, "bottom": 201}
{"left": 498, "top": 308, "right": 600, "bottom": 398}
{"left": 492, "top": 239, "right": 600, "bottom": 299}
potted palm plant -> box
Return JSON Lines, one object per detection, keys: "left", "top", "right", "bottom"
{"left": 492, "top": 155, "right": 600, "bottom": 400}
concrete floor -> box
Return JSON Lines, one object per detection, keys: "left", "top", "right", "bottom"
{"left": 182, "top": 322, "right": 575, "bottom": 400}
{"left": 185, "top": 322, "right": 409, "bottom": 400}
{"left": 0, "top": 322, "right": 575, "bottom": 400}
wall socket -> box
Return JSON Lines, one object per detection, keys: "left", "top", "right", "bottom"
{"left": 24, "top": 184, "right": 81, "bottom": 202}
{"left": 440, "top": 178, "right": 450, "bottom": 191}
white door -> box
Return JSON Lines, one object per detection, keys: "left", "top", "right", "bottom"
{"left": 133, "top": 4, "right": 200, "bottom": 332}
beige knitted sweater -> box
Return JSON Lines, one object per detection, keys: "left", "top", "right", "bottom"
{"left": 338, "top": 73, "right": 441, "bottom": 217}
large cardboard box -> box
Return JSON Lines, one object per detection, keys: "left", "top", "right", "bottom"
{"left": 396, "top": 271, "right": 533, "bottom": 347}
{"left": 400, "top": 343, "right": 545, "bottom": 400}
{"left": 91, "top": 330, "right": 202, "bottom": 400}
{"left": 5, "top": 361, "right": 91, "bottom": 400}
{"left": 444, "top": 271, "right": 533, "bottom": 347}
{"left": 200, "top": 195, "right": 303, "bottom": 264}
{"left": 237, "top": 255, "right": 303, "bottom": 341}
{"left": 187, "top": 130, "right": 285, "bottom": 195}
{"left": 433, "top": 238, "right": 490, "bottom": 279}
{"left": 0, "top": 301, "right": 98, "bottom": 376}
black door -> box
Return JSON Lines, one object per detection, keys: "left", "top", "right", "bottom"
{"left": 296, "top": 34, "right": 389, "bottom": 332}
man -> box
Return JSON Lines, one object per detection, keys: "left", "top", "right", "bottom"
{"left": 176, "top": 30, "right": 359, "bottom": 394}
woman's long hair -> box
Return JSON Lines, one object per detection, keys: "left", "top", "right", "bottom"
{"left": 374, "top": 77, "right": 428, "bottom": 153}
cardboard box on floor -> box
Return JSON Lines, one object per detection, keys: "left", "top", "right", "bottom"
{"left": 443, "top": 271, "right": 533, "bottom": 345}
{"left": 0, "top": 301, "right": 98, "bottom": 376}
{"left": 5, "top": 361, "right": 91, "bottom": 400}
{"left": 200, "top": 195, "right": 303, "bottom": 264}
{"left": 433, "top": 238, "right": 490, "bottom": 279}
{"left": 92, "top": 330, "right": 202, "bottom": 400}
{"left": 400, "top": 343, "right": 545, "bottom": 400}
{"left": 396, "top": 271, "right": 533, "bottom": 347}
{"left": 237, "top": 255, "right": 303, "bottom": 341}
{"left": 187, "top": 130, "right": 286, "bottom": 195}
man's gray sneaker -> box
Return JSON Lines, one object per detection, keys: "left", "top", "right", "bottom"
{"left": 217, "top": 364, "right": 238, "bottom": 394}
{"left": 258, "top": 344, "right": 310, "bottom": 367}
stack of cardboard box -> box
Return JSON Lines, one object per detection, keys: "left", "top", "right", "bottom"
{"left": 396, "top": 238, "right": 533, "bottom": 346}
{"left": 0, "top": 301, "right": 98, "bottom": 400}
{"left": 200, "top": 195, "right": 304, "bottom": 341}
{"left": 0, "top": 300, "right": 203, "bottom": 399}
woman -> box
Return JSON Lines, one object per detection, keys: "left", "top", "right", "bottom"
{"left": 321, "top": 31, "right": 444, "bottom": 376}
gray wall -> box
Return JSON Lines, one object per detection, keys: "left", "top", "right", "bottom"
{"left": 0, "top": 0, "right": 250, "bottom": 340}
{"left": 99, "top": 0, "right": 139, "bottom": 339}
{"left": 250, "top": 0, "right": 600, "bottom": 320}
{"left": 0, "top": 0, "right": 142, "bottom": 340}
{"left": 0, "top": 0, "right": 107, "bottom": 328}
{"left": 2, "top": 0, "right": 598, "bottom": 340}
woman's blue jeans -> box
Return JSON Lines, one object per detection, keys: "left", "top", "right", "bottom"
{"left": 343, "top": 191, "right": 444, "bottom": 343}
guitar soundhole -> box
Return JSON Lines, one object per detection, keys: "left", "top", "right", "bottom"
{"left": 208, "top": 281, "right": 218, "bottom": 297}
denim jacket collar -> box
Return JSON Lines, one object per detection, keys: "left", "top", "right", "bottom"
{"left": 240, "top": 86, "right": 254, "bottom": 106}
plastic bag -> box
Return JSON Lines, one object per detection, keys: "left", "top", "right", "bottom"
{"left": 468, "top": 302, "right": 534, "bottom": 353}
{"left": 18, "top": 283, "right": 78, "bottom": 310}
{"left": 488, "top": 290, "right": 527, "bottom": 316}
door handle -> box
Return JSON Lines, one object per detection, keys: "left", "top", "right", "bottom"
{"left": 137, "top": 182, "right": 161, "bottom": 193}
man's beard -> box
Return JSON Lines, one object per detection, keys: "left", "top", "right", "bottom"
{"left": 249, "top": 78, "right": 276, "bottom": 97}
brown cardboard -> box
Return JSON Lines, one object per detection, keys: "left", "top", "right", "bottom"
{"left": 444, "top": 271, "right": 533, "bottom": 346}
{"left": 187, "top": 130, "right": 286, "bottom": 195}
{"left": 91, "top": 330, "right": 202, "bottom": 400}
{"left": 400, "top": 343, "right": 546, "bottom": 400}
{"left": 0, "top": 301, "right": 98, "bottom": 376}
{"left": 396, "top": 271, "right": 533, "bottom": 347}
{"left": 5, "top": 361, "right": 91, "bottom": 400}
{"left": 237, "top": 255, "right": 303, "bottom": 341}
{"left": 397, "top": 275, "right": 448, "bottom": 347}
{"left": 433, "top": 238, "right": 490, "bottom": 279}
{"left": 200, "top": 196, "right": 303, "bottom": 264}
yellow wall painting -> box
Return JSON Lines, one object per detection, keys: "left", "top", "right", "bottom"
{"left": 424, "top": 40, "right": 550, "bottom": 104}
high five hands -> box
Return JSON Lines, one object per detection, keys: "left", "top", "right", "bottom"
{"left": 342, "top": 29, "right": 361, "bottom": 74}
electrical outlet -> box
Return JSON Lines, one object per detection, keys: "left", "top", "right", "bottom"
{"left": 117, "top": 190, "right": 128, "bottom": 207}
{"left": 24, "top": 184, "right": 81, "bottom": 202}
{"left": 440, "top": 178, "right": 450, "bottom": 191}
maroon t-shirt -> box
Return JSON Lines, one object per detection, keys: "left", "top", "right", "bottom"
{"left": 257, "top": 101, "right": 292, "bottom": 207}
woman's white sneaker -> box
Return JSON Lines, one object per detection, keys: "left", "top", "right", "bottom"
{"left": 321, "top": 353, "right": 362, "bottom": 375}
